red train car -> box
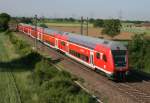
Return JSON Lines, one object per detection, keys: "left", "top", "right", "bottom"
{"left": 18, "top": 23, "right": 128, "bottom": 81}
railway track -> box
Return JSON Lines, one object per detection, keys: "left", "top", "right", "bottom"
{"left": 118, "top": 83, "right": 150, "bottom": 103}
{"left": 17, "top": 32, "right": 150, "bottom": 103}
{"left": 7, "top": 71, "right": 22, "bottom": 103}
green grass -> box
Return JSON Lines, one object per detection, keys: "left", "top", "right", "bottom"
{"left": 121, "top": 23, "right": 150, "bottom": 35}
{"left": 46, "top": 22, "right": 93, "bottom": 27}
{"left": 0, "top": 33, "right": 21, "bottom": 103}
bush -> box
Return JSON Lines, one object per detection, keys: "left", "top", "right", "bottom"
{"left": 39, "top": 23, "right": 48, "bottom": 28}
{"left": 33, "top": 59, "right": 58, "bottom": 85}
{"left": 102, "top": 19, "right": 121, "bottom": 37}
{"left": 93, "top": 19, "right": 104, "bottom": 28}
{"left": 0, "top": 13, "right": 11, "bottom": 31}
{"left": 5, "top": 31, "right": 32, "bottom": 55}
{"left": 33, "top": 59, "right": 97, "bottom": 103}
{"left": 128, "top": 33, "right": 150, "bottom": 73}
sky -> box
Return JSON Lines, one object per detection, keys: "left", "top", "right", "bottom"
{"left": 0, "top": 0, "right": 150, "bottom": 20}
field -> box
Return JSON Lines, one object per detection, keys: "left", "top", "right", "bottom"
{"left": 0, "top": 33, "right": 21, "bottom": 103}
{"left": 46, "top": 22, "right": 150, "bottom": 40}
{"left": 122, "top": 23, "right": 150, "bottom": 35}
{"left": 46, "top": 23, "right": 134, "bottom": 40}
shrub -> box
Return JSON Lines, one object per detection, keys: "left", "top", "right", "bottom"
{"left": 33, "top": 59, "right": 97, "bottom": 103}
{"left": 5, "top": 31, "right": 32, "bottom": 55}
{"left": 128, "top": 33, "right": 150, "bottom": 73}
{"left": 102, "top": 19, "right": 121, "bottom": 37}
{"left": 93, "top": 19, "right": 104, "bottom": 28}
{"left": 0, "top": 13, "right": 11, "bottom": 31}
{"left": 39, "top": 23, "right": 48, "bottom": 28}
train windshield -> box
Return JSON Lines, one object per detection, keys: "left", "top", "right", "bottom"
{"left": 112, "top": 50, "right": 126, "bottom": 67}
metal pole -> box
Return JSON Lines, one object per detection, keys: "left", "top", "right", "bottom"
{"left": 86, "top": 17, "right": 88, "bottom": 36}
{"left": 81, "top": 16, "right": 83, "bottom": 35}
{"left": 34, "top": 14, "right": 37, "bottom": 50}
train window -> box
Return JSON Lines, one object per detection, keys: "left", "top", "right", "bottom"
{"left": 80, "top": 54, "right": 89, "bottom": 62}
{"left": 61, "top": 41, "right": 65, "bottom": 46}
{"left": 112, "top": 50, "right": 126, "bottom": 67}
{"left": 69, "top": 50, "right": 88, "bottom": 62}
{"left": 86, "top": 56, "right": 89, "bottom": 62}
{"left": 77, "top": 53, "right": 80, "bottom": 58}
{"left": 103, "top": 54, "right": 107, "bottom": 62}
{"left": 96, "top": 52, "right": 100, "bottom": 59}
{"left": 69, "top": 50, "right": 74, "bottom": 55}
{"left": 47, "top": 41, "right": 54, "bottom": 46}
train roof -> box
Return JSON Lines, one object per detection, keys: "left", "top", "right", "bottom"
{"left": 44, "top": 28, "right": 64, "bottom": 36}
{"left": 62, "top": 32, "right": 127, "bottom": 50}
{"left": 44, "top": 28, "right": 55, "bottom": 35}
{"left": 40, "top": 26, "right": 126, "bottom": 51}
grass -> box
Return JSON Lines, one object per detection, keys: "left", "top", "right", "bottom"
{"left": 0, "top": 33, "right": 21, "bottom": 103}
{"left": 45, "top": 22, "right": 93, "bottom": 27}
{"left": 121, "top": 23, "right": 150, "bottom": 35}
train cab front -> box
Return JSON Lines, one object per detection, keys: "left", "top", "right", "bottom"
{"left": 112, "top": 50, "right": 129, "bottom": 81}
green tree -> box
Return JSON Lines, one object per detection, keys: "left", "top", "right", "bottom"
{"left": 128, "top": 33, "right": 150, "bottom": 73}
{"left": 20, "top": 17, "right": 32, "bottom": 24}
{"left": 102, "top": 19, "right": 121, "bottom": 37}
{"left": 0, "top": 13, "right": 11, "bottom": 31}
{"left": 89, "top": 18, "right": 95, "bottom": 23}
{"left": 68, "top": 17, "right": 75, "bottom": 22}
{"left": 39, "top": 23, "right": 48, "bottom": 28}
{"left": 93, "top": 19, "right": 104, "bottom": 28}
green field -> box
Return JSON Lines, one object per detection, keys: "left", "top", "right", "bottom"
{"left": 0, "top": 33, "right": 21, "bottom": 103}
{"left": 45, "top": 22, "right": 93, "bottom": 27}
{"left": 46, "top": 22, "right": 150, "bottom": 35}
{"left": 121, "top": 23, "right": 150, "bottom": 35}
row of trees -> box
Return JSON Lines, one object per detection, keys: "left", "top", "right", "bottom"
{"left": 15, "top": 17, "right": 121, "bottom": 37}
{"left": 2, "top": 14, "right": 122, "bottom": 37}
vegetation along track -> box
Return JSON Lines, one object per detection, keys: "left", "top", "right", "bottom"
{"left": 0, "top": 33, "right": 21, "bottom": 103}
{"left": 17, "top": 31, "right": 150, "bottom": 103}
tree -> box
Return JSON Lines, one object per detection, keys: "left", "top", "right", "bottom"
{"left": 0, "top": 13, "right": 11, "bottom": 31}
{"left": 39, "top": 23, "right": 48, "bottom": 28}
{"left": 20, "top": 17, "right": 32, "bottom": 24}
{"left": 89, "top": 18, "right": 95, "bottom": 23}
{"left": 102, "top": 19, "right": 121, "bottom": 37}
{"left": 93, "top": 19, "right": 104, "bottom": 28}
{"left": 68, "top": 17, "right": 75, "bottom": 22}
{"left": 128, "top": 33, "right": 150, "bottom": 73}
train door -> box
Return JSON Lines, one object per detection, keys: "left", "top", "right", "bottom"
{"left": 40, "top": 33, "right": 43, "bottom": 41}
{"left": 28, "top": 28, "right": 30, "bottom": 35}
{"left": 37, "top": 32, "right": 40, "bottom": 40}
{"left": 30, "top": 29, "right": 32, "bottom": 36}
{"left": 90, "top": 52, "right": 94, "bottom": 66}
{"left": 66, "top": 42, "right": 69, "bottom": 53}
{"left": 55, "top": 39, "right": 58, "bottom": 49}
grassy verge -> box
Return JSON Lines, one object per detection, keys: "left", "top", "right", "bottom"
{"left": 0, "top": 32, "right": 21, "bottom": 103}
{"left": 1, "top": 31, "right": 97, "bottom": 103}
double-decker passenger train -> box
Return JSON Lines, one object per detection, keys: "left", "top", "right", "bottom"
{"left": 18, "top": 23, "right": 128, "bottom": 81}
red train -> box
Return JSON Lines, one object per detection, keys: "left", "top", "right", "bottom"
{"left": 18, "top": 23, "right": 129, "bottom": 80}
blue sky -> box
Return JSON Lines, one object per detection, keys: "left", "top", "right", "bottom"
{"left": 0, "top": 0, "right": 150, "bottom": 20}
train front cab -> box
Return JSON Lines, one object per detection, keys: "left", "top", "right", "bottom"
{"left": 111, "top": 50, "right": 128, "bottom": 81}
